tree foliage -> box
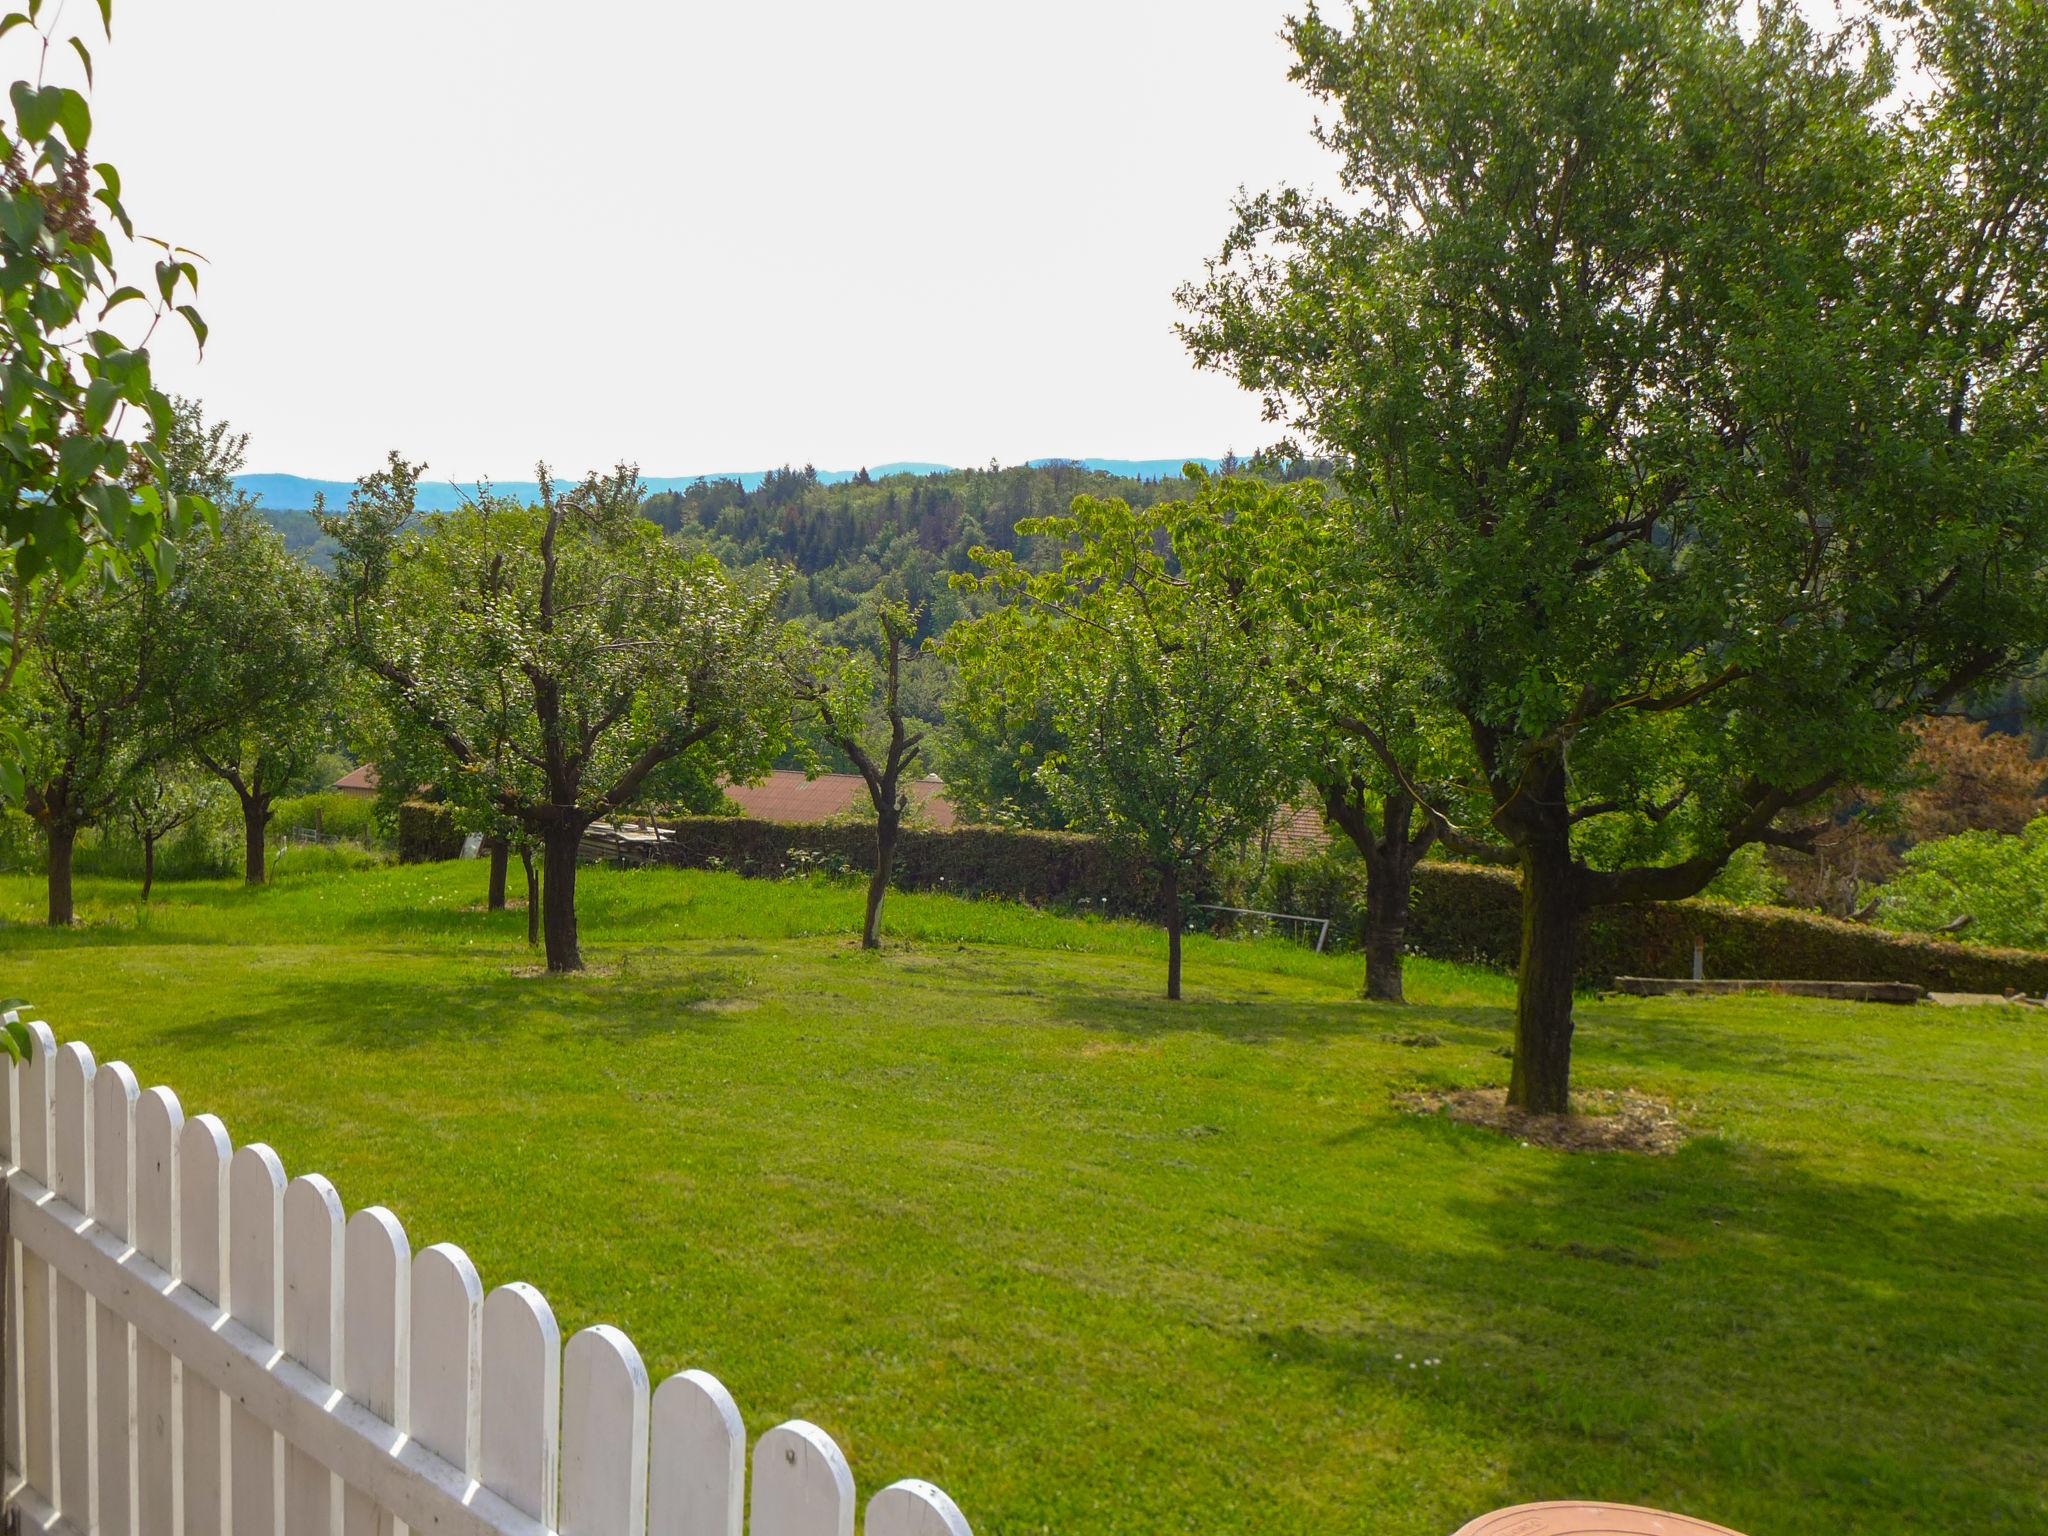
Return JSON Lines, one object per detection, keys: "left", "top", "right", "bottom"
{"left": 18, "top": 570, "right": 153, "bottom": 921}
{"left": 322, "top": 457, "right": 790, "bottom": 970}
{"left": 151, "top": 405, "right": 335, "bottom": 883}
{"left": 1182, "top": 0, "right": 2048, "bottom": 1108}
{"left": 0, "top": 1, "right": 208, "bottom": 795}
{"left": 1872, "top": 815, "right": 2048, "bottom": 950}
{"left": 952, "top": 478, "right": 1303, "bottom": 997}
{"left": 787, "top": 598, "right": 927, "bottom": 948}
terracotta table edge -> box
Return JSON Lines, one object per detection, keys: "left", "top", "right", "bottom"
{"left": 1451, "top": 1500, "right": 1750, "bottom": 1536}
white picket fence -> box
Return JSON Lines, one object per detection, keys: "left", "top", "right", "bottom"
{"left": 0, "top": 1018, "right": 973, "bottom": 1536}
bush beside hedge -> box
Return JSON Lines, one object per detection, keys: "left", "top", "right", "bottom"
{"left": 397, "top": 801, "right": 465, "bottom": 863}
{"left": 1281, "top": 856, "right": 2048, "bottom": 994}
{"left": 272, "top": 790, "right": 381, "bottom": 844}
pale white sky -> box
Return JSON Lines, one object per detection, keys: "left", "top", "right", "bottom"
{"left": 68, "top": 1, "right": 1326, "bottom": 480}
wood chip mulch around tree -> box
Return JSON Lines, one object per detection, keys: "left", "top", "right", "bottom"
{"left": 1396, "top": 1086, "right": 1693, "bottom": 1154}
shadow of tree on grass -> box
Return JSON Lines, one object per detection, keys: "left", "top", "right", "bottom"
{"left": 1270, "top": 1136, "right": 2046, "bottom": 1532}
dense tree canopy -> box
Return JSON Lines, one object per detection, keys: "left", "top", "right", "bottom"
{"left": 1183, "top": 0, "right": 2048, "bottom": 1108}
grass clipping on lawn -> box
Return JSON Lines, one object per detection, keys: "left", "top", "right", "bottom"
{"left": 1398, "top": 1086, "right": 1693, "bottom": 1154}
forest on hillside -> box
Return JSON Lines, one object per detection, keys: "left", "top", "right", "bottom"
{"left": 262, "top": 459, "right": 1315, "bottom": 780}
{"left": 642, "top": 460, "right": 1214, "bottom": 644}
{"left": 254, "top": 454, "right": 2043, "bottom": 801}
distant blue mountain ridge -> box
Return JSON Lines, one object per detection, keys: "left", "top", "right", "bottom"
{"left": 234, "top": 457, "right": 1225, "bottom": 513}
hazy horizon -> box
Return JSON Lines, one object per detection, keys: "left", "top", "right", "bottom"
{"left": 49, "top": 2, "right": 1325, "bottom": 478}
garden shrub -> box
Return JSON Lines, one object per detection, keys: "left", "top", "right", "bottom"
{"left": 271, "top": 791, "right": 382, "bottom": 846}
{"left": 1263, "top": 853, "right": 2048, "bottom": 993}
{"left": 397, "top": 801, "right": 465, "bottom": 863}
{"left": 1868, "top": 816, "right": 2048, "bottom": 951}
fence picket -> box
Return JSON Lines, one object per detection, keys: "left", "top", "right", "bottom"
{"left": 560, "top": 1325, "right": 650, "bottom": 1536}
{"left": 479, "top": 1281, "right": 559, "bottom": 1525}
{"left": 2, "top": 1033, "right": 18, "bottom": 1484}
{"left": 179, "top": 1113, "right": 233, "bottom": 1536}
{"left": 133, "top": 1086, "right": 185, "bottom": 1536}
{"left": 282, "top": 1174, "right": 344, "bottom": 1536}
{"left": 2, "top": 1019, "right": 975, "bottom": 1536}
{"left": 748, "top": 1421, "right": 854, "bottom": 1536}
{"left": 53, "top": 1041, "right": 96, "bottom": 1528}
{"left": 865, "top": 1481, "right": 974, "bottom": 1536}
{"left": 649, "top": 1369, "right": 744, "bottom": 1536}
{"left": 341, "top": 1206, "right": 409, "bottom": 1536}
{"left": 91, "top": 1061, "right": 140, "bottom": 1536}
{"left": 230, "top": 1143, "right": 289, "bottom": 1536}
{"left": 19, "top": 1023, "right": 57, "bottom": 1512}
{"left": 411, "top": 1242, "right": 483, "bottom": 1485}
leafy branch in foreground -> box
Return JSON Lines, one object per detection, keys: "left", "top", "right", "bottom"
{"left": 0, "top": 2, "right": 209, "bottom": 794}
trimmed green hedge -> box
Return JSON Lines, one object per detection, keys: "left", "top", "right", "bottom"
{"left": 411, "top": 804, "right": 2048, "bottom": 993}
{"left": 645, "top": 816, "right": 1164, "bottom": 913}
{"left": 1277, "top": 856, "right": 2048, "bottom": 995}
{"left": 397, "top": 801, "right": 464, "bottom": 864}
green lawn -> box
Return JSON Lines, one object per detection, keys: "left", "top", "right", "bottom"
{"left": 1, "top": 861, "right": 2041, "bottom": 1534}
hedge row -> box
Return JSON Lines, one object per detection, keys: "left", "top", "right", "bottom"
{"left": 402, "top": 802, "right": 2048, "bottom": 993}
{"left": 1274, "top": 856, "right": 2048, "bottom": 995}
{"left": 641, "top": 815, "right": 1165, "bottom": 912}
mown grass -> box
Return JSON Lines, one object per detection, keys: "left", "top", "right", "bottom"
{"left": 0, "top": 862, "right": 2040, "bottom": 1535}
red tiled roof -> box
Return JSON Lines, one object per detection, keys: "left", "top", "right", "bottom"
{"left": 332, "top": 763, "right": 381, "bottom": 795}
{"left": 723, "top": 769, "right": 956, "bottom": 830}
{"left": 1266, "top": 802, "right": 1332, "bottom": 856}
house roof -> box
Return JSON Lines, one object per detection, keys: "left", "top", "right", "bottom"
{"left": 332, "top": 763, "right": 381, "bottom": 794}
{"left": 328, "top": 761, "right": 958, "bottom": 827}
{"left": 723, "top": 769, "right": 956, "bottom": 829}
{"left": 1265, "top": 801, "right": 1333, "bottom": 857}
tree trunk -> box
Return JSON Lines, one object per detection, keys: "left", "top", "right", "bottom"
{"left": 1162, "top": 867, "right": 1183, "bottom": 1001}
{"left": 863, "top": 813, "right": 898, "bottom": 950}
{"left": 522, "top": 848, "right": 540, "bottom": 947}
{"left": 1361, "top": 846, "right": 1411, "bottom": 1004}
{"left": 487, "top": 837, "right": 509, "bottom": 911}
{"left": 141, "top": 834, "right": 157, "bottom": 902}
{"left": 1507, "top": 832, "right": 1583, "bottom": 1114}
{"left": 1319, "top": 779, "right": 1427, "bottom": 1007}
{"left": 46, "top": 823, "right": 76, "bottom": 927}
{"left": 541, "top": 824, "right": 584, "bottom": 973}
{"left": 240, "top": 790, "right": 271, "bottom": 885}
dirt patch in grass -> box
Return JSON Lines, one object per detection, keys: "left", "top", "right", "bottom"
{"left": 1397, "top": 1085, "right": 1692, "bottom": 1154}
{"left": 686, "top": 996, "right": 759, "bottom": 1014}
